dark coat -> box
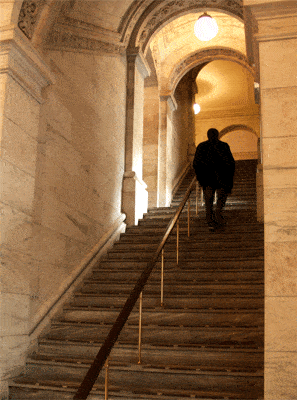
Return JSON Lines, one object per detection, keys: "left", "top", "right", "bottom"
{"left": 193, "top": 139, "right": 235, "bottom": 193}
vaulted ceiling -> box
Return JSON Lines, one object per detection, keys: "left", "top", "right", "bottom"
{"left": 17, "top": 0, "right": 256, "bottom": 114}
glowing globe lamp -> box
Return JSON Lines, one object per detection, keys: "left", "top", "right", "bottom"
{"left": 193, "top": 103, "right": 201, "bottom": 115}
{"left": 194, "top": 13, "right": 218, "bottom": 41}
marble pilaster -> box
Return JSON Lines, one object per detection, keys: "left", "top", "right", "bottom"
{"left": 157, "top": 96, "right": 169, "bottom": 207}
{"left": 0, "top": 26, "right": 54, "bottom": 396}
{"left": 244, "top": 1, "right": 297, "bottom": 398}
{"left": 122, "top": 50, "right": 150, "bottom": 224}
{"left": 143, "top": 85, "right": 159, "bottom": 208}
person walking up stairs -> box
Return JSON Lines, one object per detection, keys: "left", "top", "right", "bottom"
{"left": 9, "top": 159, "right": 264, "bottom": 400}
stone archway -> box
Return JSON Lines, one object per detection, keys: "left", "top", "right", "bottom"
{"left": 220, "top": 124, "right": 259, "bottom": 160}
{"left": 170, "top": 48, "right": 254, "bottom": 96}
{"left": 125, "top": 0, "right": 244, "bottom": 54}
{"left": 219, "top": 123, "right": 257, "bottom": 138}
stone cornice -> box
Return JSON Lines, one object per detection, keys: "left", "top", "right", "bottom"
{"left": 246, "top": 1, "right": 297, "bottom": 41}
{"left": 18, "top": 0, "right": 47, "bottom": 40}
{"left": 159, "top": 94, "right": 178, "bottom": 111}
{"left": 0, "top": 27, "right": 55, "bottom": 103}
{"left": 57, "top": 12, "right": 123, "bottom": 45}
{"left": 45, "top": 25, "right": 126, "bottom": 54}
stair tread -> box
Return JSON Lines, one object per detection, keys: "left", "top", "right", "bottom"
{"left": 9, "top": 160, "right": 264, "bottom": 400}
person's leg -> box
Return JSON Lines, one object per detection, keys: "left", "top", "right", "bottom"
{"left": 203, "top": 186, "right": 215, "bottom": 227}
{"left": 216, "top": 187, "right": 228, "bottom": 225}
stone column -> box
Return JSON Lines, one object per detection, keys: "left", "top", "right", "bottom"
{"left": 143, "top": 85, "right": 159, "bottom": 208}
{"left": 0, "top": 27, "right": 54, "bottom": 395}
{"left": 157, "top": 95, "right": 169, "bottom": 207}
{"left": 122, "top": 51, "right": 150, "bottom": 225}
{"left": 245, "top": 1, "right": 297, "bottom": 398}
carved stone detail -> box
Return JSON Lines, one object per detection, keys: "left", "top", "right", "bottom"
{"left": 135, "top": 0, "right": 243, "bottom": 52}
{"left": 170, "top": 48, "right": 252, "bottom": 93}
{"left": 18, "top": 0, "right": 45, "bottom": 39}
{"left": 45, "top": 29, "right": 126, "bottom": 54}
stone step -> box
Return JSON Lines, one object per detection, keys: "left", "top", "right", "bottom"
{"left": 79, "top": 281, "right": 264, "bottom": 297}
{"left": 9, "top": 387, "right": 264, "bottom": 400}
{"left": 111, "top": 239, "right": 264, "bottom": 252}
{"left": 9, "top": 160, "right": 264, "bottom": 400}
{"left": 9, "top": 384, "right": 263, "bottom": 400}
{"left": 106, "top": 248, "right": 264, "bottom": 261}
{"left": 89, "top": 269, "right": 264, "bottom": 283}
{"left": 145, "top": 204, "right": 257, "bottom": 217}
{"left": 35, "top": 340, "right": 263, "bottom": 371}
{"left": 10, "top": 362, "right": 263, "bottom": 399}
{"left": 125, "top": 225, "right": 263, "bottom": 238}
{"left": 43, "top": 323, "right": 263, "bottom": 348}
{"left": 69, "top": 294, "right": 264, "bottom": 311}
{"left": 136, "top": 216, "right": 260, "bottom": 228}
{"left": 124, "top": 226, "right": 263, "bottom": 238}
{"left": 119, "top": 231, "right": 264, "bottom": 244}
{"left": 95, "top": 258, "right": 264, "bottom": 271}
{"left": 11, "top": 359, "right": 264, "bottom": 396}
{"left": 57, "top": 307, "right": 263, "bottom": 328}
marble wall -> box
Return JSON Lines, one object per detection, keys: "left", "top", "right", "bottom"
{"left": 0, "top": 35, "right": 127, "bottom": 394}
{"left": 221, "top": 130, "right": 258, "bottom": 160}
{"left": 33, "top": 50, "right": 127, "bottom": 320}
{"left": 261, "top": 38, "right": 297, "bottom": 399}
{"left": 195, "top": 111, "right": 260, "bottom": 148}
{"left": 244, "top": 0, "right": 297, "bottom": 398}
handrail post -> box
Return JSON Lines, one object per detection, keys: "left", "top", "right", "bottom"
{"left": 161, "top": 248, "right": 164, "bottom": 306}
{"left": 188, "top": 199, "right": 190, "bottom": 237}
{"left": 105, "top": 357, "right": 109, "bottom": 400}
{"left": 138, "top": 292, "right": 143, "bottom": 364}
{"left": 196, "top": 181, "right": 199, "bottom": 216}
{"left": 176, "top": 219, "right": 179, "bottom": 265}
{"left": 72, "top": 176, "right": 197, "bottom": 400}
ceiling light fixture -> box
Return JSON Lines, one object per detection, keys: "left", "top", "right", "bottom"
{"left": 194, "top": 13, "right": 218, "bottom": 41}
{"left": 193, "top": 103, "right": 201, "bottom": 115}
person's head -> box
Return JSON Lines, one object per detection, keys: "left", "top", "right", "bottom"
{"left": 207, "top": 128, "right": 219, "bottom": 141}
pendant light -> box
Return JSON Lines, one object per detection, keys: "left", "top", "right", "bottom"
{"left": 194, "top": 13, "right": 218, "bottom": 41}
{"left": 193, "top": 103, "right": 201, "bottom": 115}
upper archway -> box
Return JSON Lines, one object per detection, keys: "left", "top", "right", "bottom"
{"left": 170, "top": 47, "right": 253, "bottom": 96}
{"left": 126, "top": 0, "right": 244, "bottom": 54}
{"left": 220, "top": 124, "right": 258, "bottom": 138}
{"left": 148, "top": 10, "right": 248, "bottom": 95}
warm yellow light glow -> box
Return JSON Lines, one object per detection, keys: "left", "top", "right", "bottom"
{"left": 193, "top": 103, "right": 201, "bottom": 114}
{"left": 194, "top": 13, "right": 218, "bottom": 41}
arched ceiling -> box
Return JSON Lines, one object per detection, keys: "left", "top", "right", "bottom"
{"left": 16, "top": 0, "right": 256, "bottom": 116}
{"left": 195, "top": 60, "right": 255, "bottom": 112}
{"left": 149, "top": 11, "right": 248, "bottom": 94}
{"left": 66, "top": 0, "right": 135, "bottom": 32}
{"left": 17, "top": 0, "right": 244, "bottom": 55}
{"left": 150, "top": 12, "right": 246, "bottom": 67}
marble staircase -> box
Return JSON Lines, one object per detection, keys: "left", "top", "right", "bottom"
{"left": 9, "top": 160, "right": 264, "bottom": 399}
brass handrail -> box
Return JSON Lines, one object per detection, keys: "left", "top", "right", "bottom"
{"left": 73, "top": 176, "right": 197, "bottom": 400}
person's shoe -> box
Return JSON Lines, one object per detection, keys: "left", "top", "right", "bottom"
{"left": 215, "top": 212, "right": 226, "bottom": 227}
{"left": 207, "top": 221, "right": 217, "bottom": 232}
